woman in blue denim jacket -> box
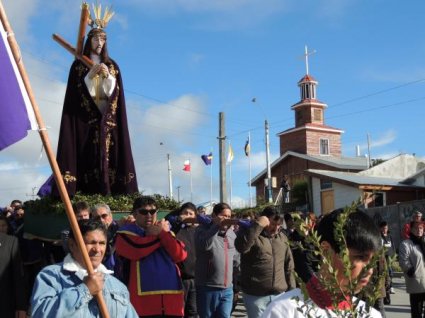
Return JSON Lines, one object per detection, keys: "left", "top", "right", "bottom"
{"left": 31, "top": 220, "right": 138, "bottom": 318}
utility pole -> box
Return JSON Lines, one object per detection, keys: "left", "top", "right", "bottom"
{"left": 176, "top": 186, "right": 181, "bottom": 202}
{"left": 367, "top": 133, "right": 372, "bottom": 168}
{"left": 167, "top": 153, "right": 173, "bottom": 199}
{"left": 218, "top": 112, "right": 227, "bottom": 203}
{"left": 265, "top": 120, "right": 273, "bottom": 203}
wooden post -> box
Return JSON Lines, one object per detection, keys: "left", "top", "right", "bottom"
{"left": 76, "top": 2, "right": 89, "bottom": 55}
{"left": 0, "top": 2, "right": 110, "bottom": 317}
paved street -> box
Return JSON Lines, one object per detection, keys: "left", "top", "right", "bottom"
{"left": 232, "top": 275, "right": 411, "bottom": 317}
{"left": 386, "top": 275, "right": 410, "bottom": 318}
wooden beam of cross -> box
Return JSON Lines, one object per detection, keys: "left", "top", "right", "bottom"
{"left": 52, "top": 33, "right": 93, "bottom": 68}
{"left": 76, "top": 2, "right": 90, "bottom": 55}
{"left": 52, "top": 3, "right": 94, "bottom": 69}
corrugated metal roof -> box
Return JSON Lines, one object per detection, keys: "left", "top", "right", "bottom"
{"left": 305, "top": 169, "right": 424, "bottom": 188}
{"left": 251, "top": 151, "right": 368, "bottom": 184}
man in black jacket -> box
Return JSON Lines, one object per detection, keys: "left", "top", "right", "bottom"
{"left": 0, "top": 232, "right": 27, "bottom": 318}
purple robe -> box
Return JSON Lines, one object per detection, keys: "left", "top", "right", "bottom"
{"left": 53, "top": 58, "right": 138, "bottom": 196}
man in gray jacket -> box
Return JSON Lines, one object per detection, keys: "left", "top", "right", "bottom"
{"left": 235, "top": 206, "right": 296, "bottom": 318}
{"left": 195, "top": 202, "right": 238, "bottom": 318}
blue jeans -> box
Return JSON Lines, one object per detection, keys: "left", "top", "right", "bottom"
{"left": 196, "top": 286, "right": 233, "bottom": 318}
{"left": 242, "top": 293, "right": 277, "bottom": 318}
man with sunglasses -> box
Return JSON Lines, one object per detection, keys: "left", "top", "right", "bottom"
{"left": 115, "top": 196, "right": 187, "bottom": 317}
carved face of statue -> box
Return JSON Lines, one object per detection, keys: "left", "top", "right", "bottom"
{"left": 90, "top": 32, "right": 106, "bottom": 55}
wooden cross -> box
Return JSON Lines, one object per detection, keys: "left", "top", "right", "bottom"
{"left": 52, "top": 3, "right": 94, "bottom": 68}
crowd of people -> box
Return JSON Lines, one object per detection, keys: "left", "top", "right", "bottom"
{"left": 1, "top": 197, "right": 424, "bottom": 318}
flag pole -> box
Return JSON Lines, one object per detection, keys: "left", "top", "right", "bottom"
{"left": 228, "top": 142, "right": 233, "bottom": 206}
{"left": 190, "top": 159, "right": 193, "bottom": 202}
{"left": 0, "top": 3, "right": 110, "bottom": 317}
{"left": 248, "top": 132, "right": 252, "bottom": 208}
{"left": 210, "top": 149, "right": 213, "bottom": 206}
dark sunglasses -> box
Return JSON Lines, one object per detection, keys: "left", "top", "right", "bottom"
{"left": 136, "top": 208, "right": 158, "bottom": 216}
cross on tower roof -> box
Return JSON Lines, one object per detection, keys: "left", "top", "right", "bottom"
{"left": 303, "top": 45, "right": 316, "bottom": 75}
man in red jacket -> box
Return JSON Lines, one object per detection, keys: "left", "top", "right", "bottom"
{"left": 402, "top": 210, "right": 423, "bottom": 239}
{"left": 115, "top": 196, "right": 187, "bottom": 317}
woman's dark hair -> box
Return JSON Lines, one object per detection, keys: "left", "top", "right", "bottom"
{"left": 212, "top": 202, "right": 231, "bottom": 216}
{"left": 132, "top": 196, "right": 157, "bottom": 212}
{"left": 179, "top": 202, "right": 197, "bottom": 215}
{"left": 69, "top": 219, "right": 107, "bottom": 240}
{"left": 379, "top": 221, "right": 388, "bottom": 228}
{"left": 73, "top": 201, "right": 90, "bottom": 213}
{"left": 317, "top": 208, "right": 381, "bottom": 254}
{"left": 261, "top": 206, "right": 282, "bottom": 222}
{"left": 83, "top": 28, "right": 111, "bottom": 64}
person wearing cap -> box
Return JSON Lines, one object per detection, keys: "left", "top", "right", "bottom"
{"left": 402, "top": 211, "right": 423, "bottom": 239}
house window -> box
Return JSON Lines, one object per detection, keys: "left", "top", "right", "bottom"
{"left": 320, "top": 138, "right": 329, "bottom": 155}
{"left": 320, "top": 179, "right": 332, "bottom": 190}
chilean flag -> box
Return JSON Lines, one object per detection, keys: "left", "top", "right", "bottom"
{"left": 183, "top": 159, "right": 191, "bottom": 172}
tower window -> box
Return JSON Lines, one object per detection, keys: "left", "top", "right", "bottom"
{"left": 296, "top": 110, "right": 303, "bottom": 126}
{"left": 313, "top": 109, "right": 322, "bottom": 122}
{"left": 320, "top": 138, "right": 329, "bottom": 155}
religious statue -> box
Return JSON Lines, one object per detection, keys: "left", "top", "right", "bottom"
{"left": 47, "top": 3, "right": 138, "bottom": 197}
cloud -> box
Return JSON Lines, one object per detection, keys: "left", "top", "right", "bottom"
{"left": 360, "top": 68, "right": 425, "bottom": 84}
{"left": 234, "top": 150, "right": 279, "bottom": 172}
{"left": 2, "top": 0, "right": 40, "bottom": 42}
{"left": 343, "top": 129, "right": 397, "bottom": 160}
{"left": 314, "top": 0, "right": 355, "bottom": 21}
{"left": 125, "top": 94, "right": 218, "bottom": 202}
{"left": 188, "top": 53, "right": 205, "bottom": 66}
{"left": 123, "top": 0, "right": 288, "bottom": 30}
{"left": 369, "top": 130, "right": 397, "bottom": 148}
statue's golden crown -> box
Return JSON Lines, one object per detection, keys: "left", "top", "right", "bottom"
{"left": 87, "top": 2, "right": 114, "bottom": 29}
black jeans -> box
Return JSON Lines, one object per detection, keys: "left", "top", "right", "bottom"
{"left": 410, "top": 292, "right": 425, "bottom": 318}
{"left": 182, "top": 278, "right": 198, "bottom": 318}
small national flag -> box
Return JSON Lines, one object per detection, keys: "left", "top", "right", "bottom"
{"left": 0, "top": 22, "right": 37, "bottom": 151}
{"left": 183, "top": 159, "right": 191, "bottom": 172}
{"left": 244, "top": 139, "right": 250, "bottom": 157}
{"left": 227, "top": 144, "right": 234, "bottom": 164}
{"left": 201, "top": 152, "right": 213, "bottom": 166}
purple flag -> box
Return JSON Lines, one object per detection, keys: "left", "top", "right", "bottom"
{"left": 201, "top": 152, "right": 213, "bottom": 165}
{"left": 0, "top": 23, "right": 37, "bottom": 151}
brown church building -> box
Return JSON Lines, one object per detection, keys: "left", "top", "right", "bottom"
{"left": 251, "top": 71, "right": 368, "bottom": 208}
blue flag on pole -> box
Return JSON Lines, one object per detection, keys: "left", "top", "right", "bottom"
{"left": 0, "top": 22, "right": 37, "bottom": 151}
{"left": 201, "top": 152, "right": 213, "bottom": 165}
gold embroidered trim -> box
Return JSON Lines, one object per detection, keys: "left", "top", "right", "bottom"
{"left": 109, "top": 64, "right": 118, "bottom": 78}
{"left": 76, "top": 64, "right": 86, "bottom": 77}
{"left": 123, "top": 173, "right": 135, "bottom": 185}
{"left": 110, "top": 86, "right": 119, "bottom": 115}
{"left": 63, "top": 171, "right": 77, "bottom": 184}
{"left": 105, "top": 132, "right": 114, "bottom": 161}
{"left": 109, "top": 169, "right": 116, "bottom": 185}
